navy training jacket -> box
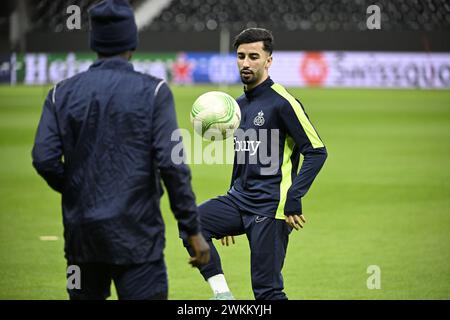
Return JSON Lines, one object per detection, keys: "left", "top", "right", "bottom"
{"left": 228, "top": 77, "right": 327, "bottom": 219}
{"left": 32, "top": 57, "right": 199, "bottom": 264}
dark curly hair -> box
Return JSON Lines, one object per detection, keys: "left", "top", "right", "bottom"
{"left": 233, "top": 28, "right": 274, "bottom": 55}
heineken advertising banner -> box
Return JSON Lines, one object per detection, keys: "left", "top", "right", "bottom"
{"left": 13, "top": 52, "right": 176, "bottom": 85}
{"left": 0, "top": 54, "right": 13, "bottom": 84}
{"left": 4, "top": 51, "right": 450, "bottom": 89}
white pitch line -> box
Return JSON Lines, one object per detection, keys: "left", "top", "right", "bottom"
{"left": 39, "top": 236, "right": 59, "bottom": 241}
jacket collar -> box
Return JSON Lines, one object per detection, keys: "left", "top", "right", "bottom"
{"left": 89, "top": 56, "right": 134, "bottom": 72}
{"left": 244, "top": 77, "right": 274, "bottom": 100}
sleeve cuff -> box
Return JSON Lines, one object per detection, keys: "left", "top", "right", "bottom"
{"left": 284, "top": 196, "right": 302, "bottom": 216}
{"left": 177, "top": 217, "right": 200, "bottom": 236}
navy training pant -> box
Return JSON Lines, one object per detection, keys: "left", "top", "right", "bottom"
{"left": 66, "top": 259, "right": 168, "bottom": 300}
{"left": 181, "top": 195, "right": 292, "bottom": 300}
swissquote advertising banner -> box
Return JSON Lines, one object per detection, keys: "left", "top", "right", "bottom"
{"left": 271, "top": 52, "right": 450, "bottom": 88}
{"left": 2, "top": 51, "right": 450, "bottom": 89}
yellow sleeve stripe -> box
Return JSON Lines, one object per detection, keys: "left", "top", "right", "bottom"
{"left": 275, "top": 135, "right": 296, "bottom": 220}
{"left": 271, "top": 83, "right": 324, "bottom": 149}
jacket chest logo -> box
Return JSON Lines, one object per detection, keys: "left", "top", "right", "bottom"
{"left": 253, "top": 111, "right": 265, "bottom": 126}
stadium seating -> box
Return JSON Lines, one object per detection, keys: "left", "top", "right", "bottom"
{"left": 26, "top": 0, "right": 450, "bottom": 33}
{"left": 28, "top": 0, "right": 145, "bottom": 31}
{"left": 148, "top": 0, "right": 450, "bottom": 32}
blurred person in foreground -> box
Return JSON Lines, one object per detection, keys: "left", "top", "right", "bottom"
{"left": 32, "top": 0, "right": 209, "bottom": 300}
{"left": 181, "top": 28, "right": 327, "bottom": 300}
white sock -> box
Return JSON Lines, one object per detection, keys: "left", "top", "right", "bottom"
{"left": 207, "top": 274, "right": 231, "bottom": 294}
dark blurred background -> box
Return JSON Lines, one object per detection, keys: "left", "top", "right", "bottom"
{"left": 0, "top": 0, "right": 449, "bottom": 53}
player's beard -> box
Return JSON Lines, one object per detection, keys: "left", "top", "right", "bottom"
{"left": 240, "top": 69, "right": 259, "bottom": 85}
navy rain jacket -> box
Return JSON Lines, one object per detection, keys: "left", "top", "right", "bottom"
{"left": 32, "top": 57, "right": 199, "bottom": 264}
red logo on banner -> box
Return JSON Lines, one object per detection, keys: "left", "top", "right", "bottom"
{"left": 172, "top": 53, "right": 193, "bottom": 84}
{"left": 300, "top": 52, "right": 328, "bottom": 86}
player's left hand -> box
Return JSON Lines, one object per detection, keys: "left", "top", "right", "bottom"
{"left": 285, "top": 214, "right": 306, "bottom": 231}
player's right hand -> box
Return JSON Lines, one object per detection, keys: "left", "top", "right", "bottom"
{"left": 285, "top": 214, "right": 306, "bottom": 231}
{"left": 187, "top": 233, "right": 210, "bottom": 267}
{"left": 220, "top": 236, "right": 235, "bottom": 246}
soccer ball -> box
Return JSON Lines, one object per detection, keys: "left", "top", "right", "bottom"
{"left": 190, "top": 91, "right": 241, "bottom": 140}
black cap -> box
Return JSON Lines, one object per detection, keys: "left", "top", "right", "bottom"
{"left": 88, "top": 0, "right": 138, "bottom": 56}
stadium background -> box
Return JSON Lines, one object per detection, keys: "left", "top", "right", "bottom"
{"left": 0, "top": 0, "right": 449, "bottom": 299}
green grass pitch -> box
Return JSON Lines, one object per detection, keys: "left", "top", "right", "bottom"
{"left": 0, "top": 85, "right": 449, "bottom": 299}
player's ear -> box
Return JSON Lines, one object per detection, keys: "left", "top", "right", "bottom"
{"left": 266, "top": 55, "right": 272, "bottom": 69}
